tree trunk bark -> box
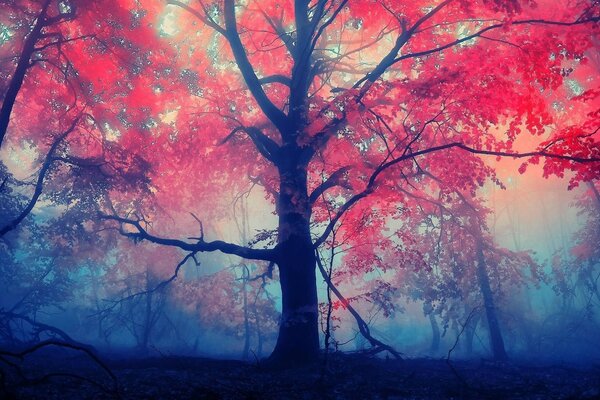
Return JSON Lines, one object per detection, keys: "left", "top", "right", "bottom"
{"left": 476, "top": 240, "right": 508, "bottom": 361}
{"left": 268, "top": 159, "right": 320, "bottom": 364}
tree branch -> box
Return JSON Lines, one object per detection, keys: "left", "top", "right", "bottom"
{"left": 220, "top": 126, "right": 281, "bottom": 163}
{"left": 0, "top": 117, "right": 80, "bottom": 237}
{"left": 353, "top": 0, "right": 454, "bottom": 89}
{"left": 391, "top": 15, "right": 600, "bottom": 67}
{"left": 0, "top": 0, "right": 52, "bottom": 148}
{"left": 316, "top": 252, "right": 402, "bottom": 359}
{"left": 309, "top": 166, "right": 351, "bottom": 205}
{"left": 166, "top": 0, "right": 226, "bottom": 35}
{"left": 258, "top": 74, "right": 292, "bottom": 87}
{"left": 95, "top": 252, "right": 200, "bottom": 316}
{"left": 0, "top": 339, "right": 117, "bottom": 388}
{"left": 313, "top": 141, "right": 600, "bottom": 247}
{"left": 256, "top": 4, "right": 296, "bottom": 56}
{"left": 223, "top": 0, "right": 289, "bottom": 133}
{"left": 99, "top": 213, "right": 276, "bottom": 261}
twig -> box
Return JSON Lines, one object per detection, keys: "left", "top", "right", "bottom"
{"left": 446, "top": 307, "right": 479, "bottom": 390}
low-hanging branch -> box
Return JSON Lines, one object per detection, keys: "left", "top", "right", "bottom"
{"left": 0, "top": 311, "right": 79, "bottom": 345}
{"left": 0, "top": 339, "right": 118, "bottom": 393}
{"left": 316, "top": 252, "right": 403, "bottom": 359}
{"left": 99, "top": 213, "right": 276, "bottom": 262}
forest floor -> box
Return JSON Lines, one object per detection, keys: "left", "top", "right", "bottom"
{"left": 3, "top": 350, "right": 600, "bottom": 399}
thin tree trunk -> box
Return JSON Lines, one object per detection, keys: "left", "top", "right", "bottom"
{"left": 241, "top": 265, "right": 250, "bottom": 360}
{"left": 464, "top": 313, "right": 479, "bottom": 355}
{"left": 141, "top": 281, "right": 153, "bottom": 354}
{"left": 429, "top": 313, "right": 440, "bottom": 353}
{"left": 255, "top": 309, "right": 263, "bottom": 358}
{"left": 324, "top": 262, "right": 334, "bottom": 355}
{"left": 588, "top": 181, "right": 600, "bottom": 209}
{"left": 89, "top": 267, "right": 107, "bottom": 344}
{"left": 476, "top": 239, "right": 508, "bottom": 361}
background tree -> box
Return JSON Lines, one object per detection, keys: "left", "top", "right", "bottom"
{"left": 1, "top": 0, "right": 163, "bottom": 241}
{"left": 545, "top": 180, "right": 600, "bottom": 355}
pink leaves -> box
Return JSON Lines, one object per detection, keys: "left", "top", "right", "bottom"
{"left": 518, "top": 162, "right": 528, "bottom": 174}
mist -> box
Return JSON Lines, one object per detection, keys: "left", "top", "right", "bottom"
{"left": 2, "top": 0, "right": 600, "bottom": 398}
{"left": 2, "top": 164, "right": 598, "bottom": 359}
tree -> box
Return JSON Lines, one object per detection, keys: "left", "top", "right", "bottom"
{"left": 0, "top": 0, "right": 77, "bottom": 148}
{"left": 3, "top": 0, "right": 599, "bottom": 365}
{"left": 548, "top": 180, "right": 600, "bottom": 349}
{"left": 1, "top": 0, "right": 161, "bottom": 239}
{"left": 172, "top": 263, "right": 280, "bottom": 358}
{"left": 0, "top": 215, "right": 90, "bottom": 348}
{"left": 327, "top": 161, "right": 544, "bottom": 359}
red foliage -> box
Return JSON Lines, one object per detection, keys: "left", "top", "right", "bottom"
{"left": 2, "top": 0, "right": 599, "bottom": 359}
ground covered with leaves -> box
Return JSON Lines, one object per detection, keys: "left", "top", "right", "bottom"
{"left": 3, "top": 349, "right": 600, "bottom": 399}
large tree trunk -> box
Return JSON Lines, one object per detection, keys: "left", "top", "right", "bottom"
{"left": 268, "top": 158, "right": 320, "bottom": 364}
{"left": 476, "top": 240, "right": 508, "bottom": 361}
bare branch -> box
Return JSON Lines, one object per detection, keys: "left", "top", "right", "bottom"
{"left": 166, "top": 0, "right": 226, "bottom": 35}
{"left": 309, "top": 0, "right": 349, "bottom": 54}
{"left": 353, "top": 0, "right": 454, "bottom": 89}
{"left": 99, "top": 213, "right": 276, "bottom": 261}
{"left": 245, "top": 261, "right": 275, "bottom": 282}
{"left": 316, "top": 252, "right": 402, "bottom": 359}
{"left": 391, "top": 15, "right": 600, "bottom": 67}
{"left": 0, "top": 339, "right": 117, "bottom": 387}
{"left": 95, "top": 252, "right": 200, "bottom": 316}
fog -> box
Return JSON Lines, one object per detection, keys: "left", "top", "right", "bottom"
{"left": 1, "top": 161, "right": 598, "bottom": 367}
